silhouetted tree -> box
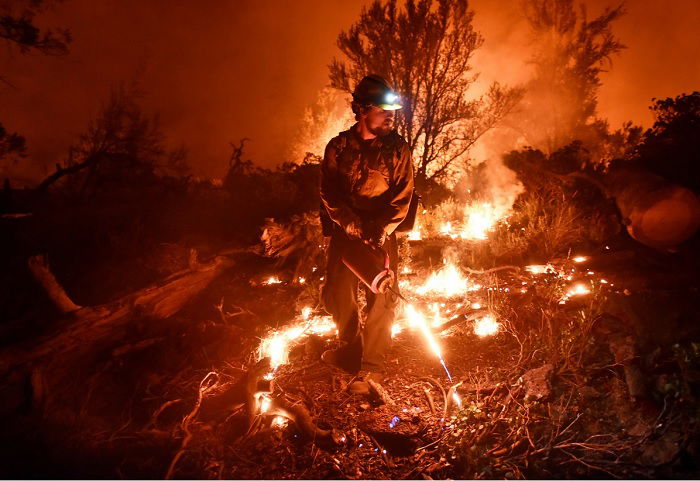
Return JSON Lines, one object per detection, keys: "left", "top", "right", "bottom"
{"left": 0, "top": 0, "right": 71, "bottom": 55}
{"left": 0, "top": 123, "right": 26, "bottom": 181}
{"left": 517, "top": 0, "right": 625, "bottom": 153}
{"left": 0, "top": 124, "right": 26, "bottom": 159}
{"left": 630, "top": 92, "right": 700, "bottom": 191}
{"left": 329, "top": 0, "right": 523, "bottom": 183}
{"left": 1, "top": 0, "right": 71, "bottom": 178}
{"left": 39, "top": 84, "right": 187, "bottom": 194}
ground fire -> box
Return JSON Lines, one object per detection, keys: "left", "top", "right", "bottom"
{"left": 1, "top": 0, "right": 700, "bottom": 479}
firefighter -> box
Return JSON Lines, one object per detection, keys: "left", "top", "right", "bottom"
{"left": 319, "top": 74, "right": 414, "bottom": 394}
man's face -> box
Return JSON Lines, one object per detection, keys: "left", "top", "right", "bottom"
{"left": 363, "top": 105, "right": 395, "bottom": 137}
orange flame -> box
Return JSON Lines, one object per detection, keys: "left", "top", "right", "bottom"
{"left": 474, "top": 315, "right": 500, "bottom": 337}
{"left": 405, "top": 304, "right": 443, "bottom": 360}
{"left": 460, "top": 202, "right": 499, "bottom": 240}
{"left": 414, "top": 262, "right": 476, "bottom": 298}
{"left": 258, "top": 308, "right": 335, "bottom": 372}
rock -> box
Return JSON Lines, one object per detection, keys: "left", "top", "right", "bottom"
{"left": 640, "top": 431, "right": 682, "bottom": 466}
{"left": 608, "top": 335, "right": 651, "bottom": 402}
{"left": 358, "top": 407, "right": 426, "bottom": 456}
{"left": 521, "top": 364, "right": 554, "bottom": 400}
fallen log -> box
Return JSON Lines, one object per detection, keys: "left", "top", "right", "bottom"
{"left": 0, "top": 251, "right": 238, "bottom": 377}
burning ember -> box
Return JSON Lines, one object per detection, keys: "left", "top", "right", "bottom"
{"left": 474, "top": 315, "right": 500, "bottom": 337}
{"left": 263, "top": 276, "right": 282, "bottom": 285}
{"left": 572, "top": 256, "right": 588, "bottom": 263}
{"left": 272, "top": 416, "right": 288, "bottom": 427}
{"left": 559, "top": 282, "right": 592, "bottom": 304}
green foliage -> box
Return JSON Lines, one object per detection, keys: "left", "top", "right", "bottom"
{"left": 330, "top": 0, "right": 523, "bottom": 182}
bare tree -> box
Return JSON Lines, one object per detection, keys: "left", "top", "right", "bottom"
{"left": 38, "top": 83, "right": 184, "bottom": 194}
{"left": 329, "top": 0, "right": 523, "bottom": 183}
{"left": 517, "top": 0, "right": 625, "bottom": 153}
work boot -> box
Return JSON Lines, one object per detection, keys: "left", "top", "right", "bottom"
{"left": 321, "top": 345, "right": 362, "bottom": 375}
{"left": 348, "top": 371, "right": 385, "bottom": 395}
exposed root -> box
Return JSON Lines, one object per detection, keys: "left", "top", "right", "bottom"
{"left": 164, "top": 372, "right": 219, "bottom": 479}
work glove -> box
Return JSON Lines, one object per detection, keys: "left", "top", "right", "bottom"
{"left": 344, "top": 219, "right": 363, "bottom": 240}
{"left": 363, "top": 221, "right": 387, "bottom": 247}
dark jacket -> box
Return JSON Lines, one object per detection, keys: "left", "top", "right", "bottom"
{"left": 320, "top": 125, "right": 414, "bottom": 239}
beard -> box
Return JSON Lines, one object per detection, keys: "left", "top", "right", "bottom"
{"left": 368, "top": 120, "right": 394, "bottom": 137}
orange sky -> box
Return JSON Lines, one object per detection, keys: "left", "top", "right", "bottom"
{"left": 1, "top": 0, "right": 698, "bottom": 184}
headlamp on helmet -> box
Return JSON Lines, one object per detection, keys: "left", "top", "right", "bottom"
{"left": 352, "top": 75, "right": 403, "bottom": 111}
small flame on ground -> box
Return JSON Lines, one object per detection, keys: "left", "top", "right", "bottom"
{"left": 259, "top": 394, "right": 271, "bottom": 413}
{"left": 391, "top": 323, "right": 403, "bottom": 338}
{"left": 451, "top": 389, "right": 462, "bottom": 408}
{"left": 408, "top": 228, "right": 422, "bottom": 241}
{"left": 264, "top": 276, "right": 282, "bottom": 285}
{"left": 258, "top": 311, "right": 336, "bottom": 372}
{"left": 461, "top": 202, "right": 498, "bottom": 240}
{"left": 525, "top": 264, "right": 554, "bottom": 275}
{"left": 474, "top": 315, "right": 500, "bottom": 337}
{"left": 272, "top": 416, "right": 288, "bottom": 427}
{"left": 559, "top": 283, "right": 592, "bottom": 304}
{"left": 572, "top": 256, "right": 588, "bottom": 263}
{"left": 414, "top": 262, "right": 472, "bottom": 298}
{"left": 568, "top": 283, "right": 590, "bottom": 296}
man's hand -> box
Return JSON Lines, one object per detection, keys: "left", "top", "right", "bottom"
{"left": 344, "top": 219, "right": 363, "bottom": 239}
{"left": 363, "top": 221, "right": 387, "bottom": 246}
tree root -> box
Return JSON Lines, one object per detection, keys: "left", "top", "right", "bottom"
{"left": 268, "top": 394, "right": 346, "bottom": 449}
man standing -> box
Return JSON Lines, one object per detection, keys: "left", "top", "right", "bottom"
{"left": 320, "top": 75, "right": 414, "bottom": 394}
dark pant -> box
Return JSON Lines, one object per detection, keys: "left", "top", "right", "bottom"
{"left": 321, "top": 232, "right": 399, "bottom": 373}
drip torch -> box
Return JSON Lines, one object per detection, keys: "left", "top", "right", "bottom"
{"left": 340, "top": 237, "right": 406, "bottom": 301}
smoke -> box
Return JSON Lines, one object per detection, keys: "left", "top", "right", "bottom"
{"left": 288, "top": 88, "right": 354, "bottom": 163}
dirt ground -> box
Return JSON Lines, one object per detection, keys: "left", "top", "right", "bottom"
{"left": 3, "top": 236, "right": 699, "bottom": 479}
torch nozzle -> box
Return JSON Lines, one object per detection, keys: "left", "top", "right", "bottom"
{"left": 386, "top": 285, "right": 408, "bottom": 303}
